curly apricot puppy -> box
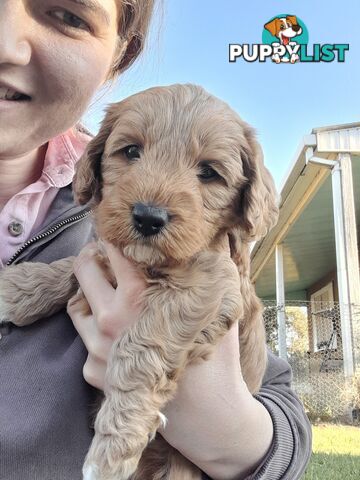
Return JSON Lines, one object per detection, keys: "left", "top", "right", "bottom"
{"left": 0, "top": 84, "right": 278, "bottom": 480}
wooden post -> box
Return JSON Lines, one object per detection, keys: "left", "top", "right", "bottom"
{"left": 275, "top": 244, "right": 287, "bottom": 360}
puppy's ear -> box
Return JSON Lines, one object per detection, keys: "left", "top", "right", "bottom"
{"left": 264, "top": 18, "right": 279, "bottom": 37}
{"left": 286, "top": 15, "right": 298, "bottom": 26}
{"left": 73, "top": 105, "right": 119, "bottom": 205}
{"left": 236, "top": 126, "right": 279, "bottom": 242}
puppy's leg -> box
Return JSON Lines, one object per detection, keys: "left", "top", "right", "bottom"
{"left": 0, "top": 257, "right": 77, "bottom": 326}
{"left": 193, "top": 277, "right": 267, "bottom": 394}
{"left": 227, "top": 233, "right": 268, "bottom": 393}
{"left": 133, "top": 434, "right": 202, "bottom": 480}
{"left": 160, "top": 264, "right": 266, "bottom": 480}
{"left": 150, "top": 254, "right": 243, "bottom": 480}
{"left": 237, "top": 285, "right": 267, "bottom": 393}
{"left": 187, "top": 274, "right": 243, "bottom": 364}
{"left": 82, "top": 251, "right": 241, "bottom": 480}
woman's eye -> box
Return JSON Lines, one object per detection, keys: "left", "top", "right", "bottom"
{"left": 123, "top": 145, "right": 141, "bottom": 160}
{"left": 198, "top": 164, "right": 221, "bottom": 182}
{"left": 49, "top": 10, "right": 90, "bottom": 31}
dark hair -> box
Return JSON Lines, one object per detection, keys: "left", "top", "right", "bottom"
{"left": 74, "top": 1, "right": 158, "bottom": 135}
{"left": 109, "top": 0, "right": 156, "bottom": 79}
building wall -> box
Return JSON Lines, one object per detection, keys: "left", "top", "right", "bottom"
{"left": 307, "top": 270, "right": 338, "bottom": 302}
{"left": 307, "top": 270, "right": 339, "bottom": 355}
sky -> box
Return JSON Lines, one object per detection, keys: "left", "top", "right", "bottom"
{"left": 82, "top": 0, "right": 360, "bottom": 190}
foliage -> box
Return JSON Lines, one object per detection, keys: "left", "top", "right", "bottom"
{"left": 263, "top": 304, "right": 309, "bottom": 356}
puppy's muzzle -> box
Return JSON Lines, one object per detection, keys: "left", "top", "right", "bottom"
{"left": 132, "top": 203, "right": 169, "bottom": 237}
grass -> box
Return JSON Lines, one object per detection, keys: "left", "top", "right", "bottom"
{"left": 303, "top": 424, "right": 360, "bottom": 479}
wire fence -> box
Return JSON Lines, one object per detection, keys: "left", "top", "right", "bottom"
{"left": 262, "top": 300, "right": 360, "bottom": 424}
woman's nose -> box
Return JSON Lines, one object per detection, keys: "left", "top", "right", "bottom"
{"left": 0, "top": 1, "right": 32, "bottom": 66}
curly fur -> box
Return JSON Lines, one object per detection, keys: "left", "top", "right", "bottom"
{"left": 0, "top": 84, "right": 278, "bottom": 479}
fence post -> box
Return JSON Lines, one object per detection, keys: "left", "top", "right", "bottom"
{"left": 275, "top": 244, "right": 287, "bottom": 360}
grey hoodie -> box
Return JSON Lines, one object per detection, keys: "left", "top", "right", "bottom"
{"left": 0, "top": 184, "right": 312, "bottom": 480}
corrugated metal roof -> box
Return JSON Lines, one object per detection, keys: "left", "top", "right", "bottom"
{"left": 254, "top": 175, "right": 337, "bottom": 298}
{"left": 316, "top": 127, "right": 360, "bottom": 153}
{"left": 251, "top": 121, "right": 360, "bottom": 300}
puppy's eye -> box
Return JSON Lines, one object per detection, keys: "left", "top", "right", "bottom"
{"left": 280, "top": 25, "right": 285, "bottom": 30}
{"left": 198, "top": 163, "right": 221, "bottom": 182}
{"left": 123, "top": 145, "right": 141, "bottom": 160}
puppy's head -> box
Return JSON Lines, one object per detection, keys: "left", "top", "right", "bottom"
{"left": 264, "top": 16, "right": 302, "bottom": 44}
{"left": 74, "top": 84, "right": 278, "bottom": 267}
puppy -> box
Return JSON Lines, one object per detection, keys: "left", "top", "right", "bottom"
{"left": 264, "top": 15, "right": 303, "bottom": 63}
{"left": 0, "top": 84, "right": 278, "bottom": 480}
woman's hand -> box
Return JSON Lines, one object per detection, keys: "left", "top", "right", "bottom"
{"left": 68, "top": 242, "right": 274, "bottom": 480}
{"left": 157, "top": 322, "right": 274, "bottom": 480}
{"left": 67, "top": 241, "right": 146, "bottom": 390}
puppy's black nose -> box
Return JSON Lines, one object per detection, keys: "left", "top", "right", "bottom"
{"left": 132, "top": 203, "right": 169, "bottom": 237}
{"left": 292, "top": 24, "right": 301, "bottom": 32}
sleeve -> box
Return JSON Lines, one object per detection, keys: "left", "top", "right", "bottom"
{"left": 202, "top": 348, "right": 312, "bottom": 480}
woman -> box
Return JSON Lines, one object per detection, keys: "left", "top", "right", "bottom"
{"left": 0, "top": 1, "right": 311, "bottom": 479}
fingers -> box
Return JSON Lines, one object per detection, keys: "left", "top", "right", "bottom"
{"left": 103, "top": 241, "right": 146, "bottom": 313}
{"left": 68, "top": 297, "right": 114, "bottom": 360}
{"left": 69, "top": 241, "right": 148, "bottom": 393}
{"left": 68, "top": 299, "right": 112, "bottom": 391}
{"left": 103, "top": 240, "right": 146, "bottom": 289}
{"left": 83, "top": 354, "right": 107, "bottom": 390}
{"left": 72, "top": 243, "right": 115, "bottom": 318}
{"left": 67, "top": 292, "right": 111, "bottom": 391}
{"left": 74, "top": 242, "right": 146, "bottom": 319}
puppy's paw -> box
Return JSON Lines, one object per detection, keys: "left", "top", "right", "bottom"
{"left": 83, "top": 464, "right": 99, "bottom": 480}
{"left": 158, "top": 411, "right": 168, "bottom": 429}
{"left": 0, "top": 276, "right": 10, "bottom": 323}
{"left": 271, "top": 54, "right": 281, "bottom": 64}
{"left": 0, "top": 268, "right": 29, "bottom": 325}
{"left": 83, "top": 457, "right": 140, "bottom": 480}
{"left": 84, "top": 433, "right": 144, "bottom": 480}
{"left": 147, "top": 412, "right": 166, "bottom": 442}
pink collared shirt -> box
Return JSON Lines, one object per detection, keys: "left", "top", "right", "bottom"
{"left": 0, "top": 127, "right": 90, "bottom": 268}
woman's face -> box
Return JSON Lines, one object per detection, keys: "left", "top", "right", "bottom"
{"left": 0, "top": 0, "right": 120, "bottom": 158}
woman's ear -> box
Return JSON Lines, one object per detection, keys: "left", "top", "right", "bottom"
{"left": 236, "top": 125, "right": 279, "bottom": 242}
{"left": 73, "top": 105, "right": 119, "bottom": 205}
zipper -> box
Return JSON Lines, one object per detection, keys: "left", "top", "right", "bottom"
{"left": 6, "top": 210, "right": 92, "bottom": 266}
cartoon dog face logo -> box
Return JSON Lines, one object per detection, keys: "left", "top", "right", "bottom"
{"left": 264, "top": 15, "right": 303, "bottom": 63}
{"left": 264, "top": 15, "right": 302, "bottom": 46}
